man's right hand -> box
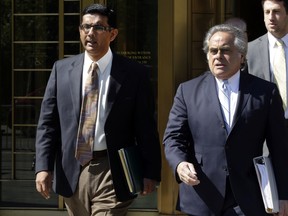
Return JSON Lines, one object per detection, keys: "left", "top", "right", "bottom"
{"left": 35, "top": 171, "right": 53, "bottom": 199}
{"left": 177, "top": 161, "right": 200, "bottom": 186}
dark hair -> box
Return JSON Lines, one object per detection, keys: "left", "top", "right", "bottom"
{"left": 261, "top": 0, "right": 288, "bottom": 13}
{"left": 81, "top": 4, "right": 117, "bottom": 28}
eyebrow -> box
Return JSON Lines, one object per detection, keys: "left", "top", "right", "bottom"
{"left": 208, "top": 46, "right": 232, "bottom": 54}
{"left": 209, "top": 45, "right": 231, "bottom": 50}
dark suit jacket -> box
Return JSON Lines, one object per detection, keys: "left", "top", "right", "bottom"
{"left": 163, "top": 71, "right": 288, "bottom": 215}
{"left": 247, "top": 33, "right": 271, "bottom": 81}
{"left": 35, "top": 52, "right": 161, "bottom": 201}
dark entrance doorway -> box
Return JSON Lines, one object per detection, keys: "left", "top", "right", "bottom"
{"left": 234, "top": 0, "right": 267, "bottom": 42}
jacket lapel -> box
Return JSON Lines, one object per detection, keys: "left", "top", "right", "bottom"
{"left": 205, "top": 73, "right": 225, "bottom": 126}
{"left": 231, "top": 72, "right": 251, "bottom": 129}
{"left": 257, "top": 34, "right": 271, "bottom": 81}
{"left": 68, "top": 54, "right": 84, "bottom": 121}
{"left": 103, "top": 54, "right": 127, "bottom": 122}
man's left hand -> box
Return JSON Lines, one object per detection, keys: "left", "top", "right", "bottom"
{"left": 141, "top": 178, "right": 158, "bottom": 195}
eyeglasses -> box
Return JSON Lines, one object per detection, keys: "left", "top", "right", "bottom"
{"left": 80, "top": 24, "right": 113, "bottom": 33}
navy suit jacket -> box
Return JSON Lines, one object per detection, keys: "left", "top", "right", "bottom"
{"left": 163, "top": 71, "right": 288, "bottom": 215}
{"left": 35, "top": 53, "right": 161, "bottom": 201}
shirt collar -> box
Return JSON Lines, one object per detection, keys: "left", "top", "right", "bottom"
{"left": 268, "top": 32, "right": 288, "bottom": 48}
{"left": 216, "top": 71, "right": 240, "bottom": 93}
{"left": 84, "top": 48, "right": 113, "bottom": 74}
{"left": 97, "top": 48, "right": 113, "bottom": 74}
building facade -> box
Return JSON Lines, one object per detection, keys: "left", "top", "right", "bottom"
{"left": 0, "top": 0, "right": 265, "bottom": 215}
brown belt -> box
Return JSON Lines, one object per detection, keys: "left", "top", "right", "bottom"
{"left": 93, "top": 150, "right": 107, "bottom": 158}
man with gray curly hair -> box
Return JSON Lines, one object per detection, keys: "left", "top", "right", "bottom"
{"left": 163, "top": 24, "right": 288, "bottom": 216}
{"left": 203, "top": 24, "right": 248, "bottom": 71}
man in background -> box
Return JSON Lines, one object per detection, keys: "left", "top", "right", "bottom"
{"left": 247, "top": 0, "right": 288, "bottom": 130}
{"left": 224, "top": 17, "right": 248, "bottom": 40}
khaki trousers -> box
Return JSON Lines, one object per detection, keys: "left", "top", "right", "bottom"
{"left": 64, "top": 156, "right": 134, "bottom": 216}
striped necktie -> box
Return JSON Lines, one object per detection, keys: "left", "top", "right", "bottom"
{"left": 75, "top": 62, "right": 99, "bottom": 166}
{"left": 219, "top": 80, "right": 231, "bottom": 132}
{"left": 273, "top": 39, "right": 287, "bottom": 110}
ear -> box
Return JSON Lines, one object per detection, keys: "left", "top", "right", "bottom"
{"left": 238, "top": 54, "right": 244, "bottom": 63}
{"left": 110, "top": 29, "right": 118, "bottom": 42}
{"left": 241, "top": 55, "right": 245, "bottom": 63}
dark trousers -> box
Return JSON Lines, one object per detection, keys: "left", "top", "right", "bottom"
{"left": 188, "top": 179, "right": 245, "bottom": 216}
{"left": 221, "top": 179, "right": 245, "bottom": 216}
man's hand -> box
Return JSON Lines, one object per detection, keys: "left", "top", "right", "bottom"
{"left": 141, "top": 178, "right": 158, "bottom": 195}
{"left": 177, "top": 161, "right": 200, "bottom": 186}
{"left": 35, "top": 171, "right": 53, "bottom": 199}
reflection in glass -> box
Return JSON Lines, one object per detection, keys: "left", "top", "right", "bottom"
{"left": 109, "top": 0, "right": 158, "bottom": 105}
{"left": 1, "top": 0, "right": 12, "bottom": 105}
{"left": 130, "top": 191, "right": 157, "bottom": 209}
{"left": 13, "top": 98, "right": 42, "bottom": 125}
{"left": 1, "top": 105, "right": 12, "bottom": 136}
{"left": 15, "top": 154, "right": 35, "bottom": 180}
{"left": 0, "top": 181, "right": 58, "bottom": 207}
{"left": 108, "top": 0, "right": 158, "bottom": 210}
{"left": 15, "top": 126, "right": 37, "bottom": 143}
{"left": 14, "top": 43, "right": 59, "bottom": 69}
{"left": 14, "top": 15, "right": 58, "bottom": 41}
{"left": 14, "top": 71, "right": 50, "bottom": 97}
{"left": 14, "top": 0, "right": 58, "bottom": 13}
{"left": 64, "top": 15, "right": 80, "bottom": 41}
{"left": 15, "top": 128, "right": 36, "bottom": 149}
{"left": 0, "top": 151, "right": 12, "bottom": 179}
{"left": 64, "top": 1, "right": 80, "bottom": 13}
{"left": 64, "top": 42, "right": 81, "bottom": 56}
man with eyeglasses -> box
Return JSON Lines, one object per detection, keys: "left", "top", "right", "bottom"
{"left": 35, "top": 3, "right": 161, "bottom": 216}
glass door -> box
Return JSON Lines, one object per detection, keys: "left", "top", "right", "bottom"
{"left": 0, "top": 0, "right": 81, "bottom": 208}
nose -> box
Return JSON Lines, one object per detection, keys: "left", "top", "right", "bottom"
{"left": 268, "top": 11, "right": 275, "bottom": 20}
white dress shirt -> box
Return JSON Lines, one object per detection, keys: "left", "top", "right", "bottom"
{"left": 216, "top": 71, "right": 240, "bottom": 128}
{"left": 82, "top": 48, "right": 113, "bottom": 150}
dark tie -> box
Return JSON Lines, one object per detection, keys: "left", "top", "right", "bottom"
{"left": 219, "top": 80, "right": 231, "bottom": 132}
{"left": 75, "top": 62, "right": 99, "bottom": 165}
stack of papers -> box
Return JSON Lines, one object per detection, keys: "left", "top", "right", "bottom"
{"left": 253, "top": 156, "right": 279, "bottom": 213}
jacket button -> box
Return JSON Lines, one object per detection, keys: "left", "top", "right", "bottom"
{"left": 223, "top": 166, "right": 229, "bottom": 175}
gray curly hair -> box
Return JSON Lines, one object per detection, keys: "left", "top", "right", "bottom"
{"left": 202, "top": 24, "right": 248, "bottom": 69}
